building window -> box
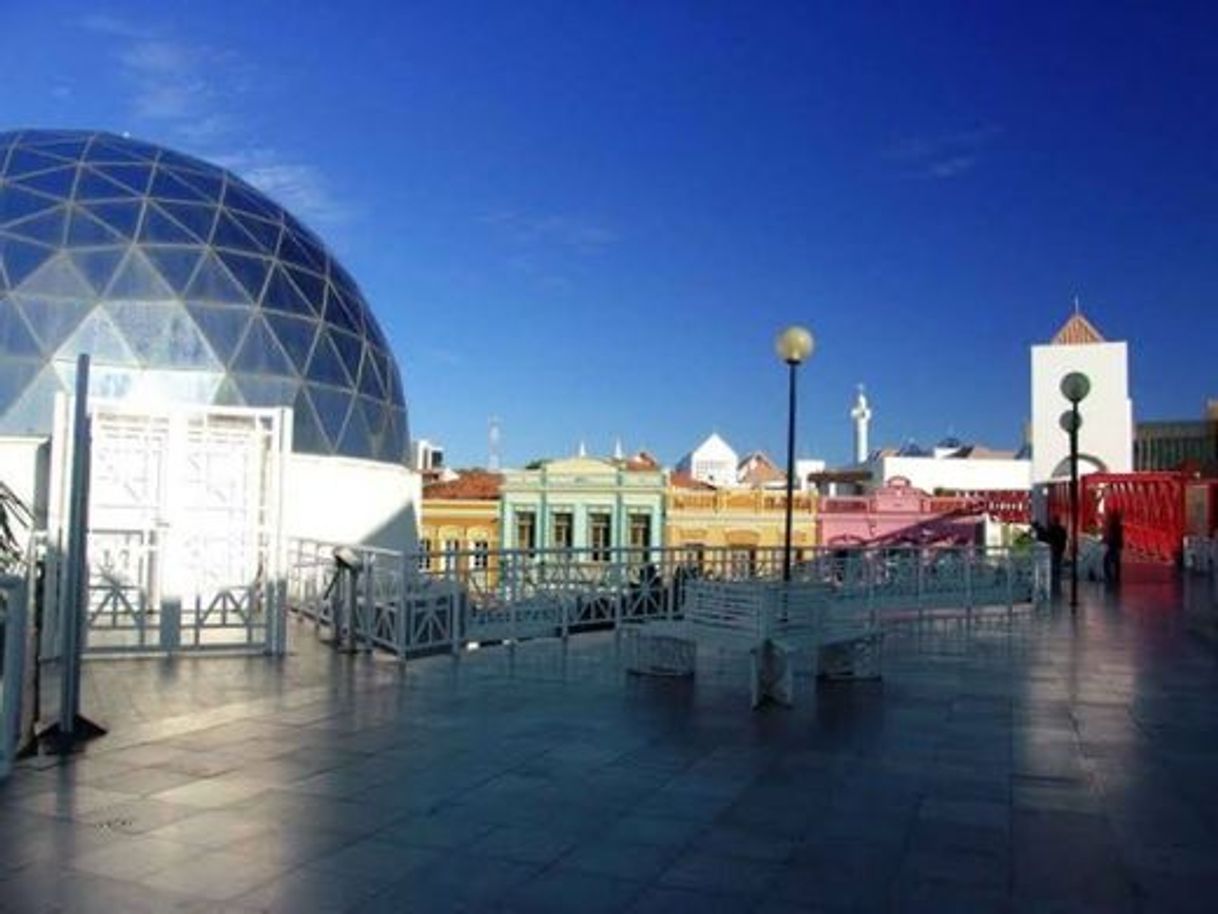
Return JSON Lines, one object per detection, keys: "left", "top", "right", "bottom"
{"left": 515, "top": 511, "right": 536, "bottom": 553}
{"left": 589, "top": 512, "right": 612, "bottom": 562}
{"left": 629, "top": 513, "right": 651, "bottom": 560}
{"left": 472, "top": 540, "right": 489, "bottom": 570}
{"left": 418, "top": 538, "right": 432, "bottom": 571}
{"left": 552, "top": 511, "right": 574, "bottom": 550}
{"left": 443, "top": 538, "right": 460, "bottom": 572}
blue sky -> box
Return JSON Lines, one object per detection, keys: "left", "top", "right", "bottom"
{"left": 4, "top": 1, "right": 1216, "bottom": 467}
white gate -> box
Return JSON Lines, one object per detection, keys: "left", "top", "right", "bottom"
{"left": 46, "top": 398, "right": 290, "bottom": 655}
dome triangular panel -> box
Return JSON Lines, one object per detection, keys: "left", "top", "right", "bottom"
{"left": 230, "top": 315, "right": 294, "bottom": 376}
{"left": 55, "top": 306, "right": 139, "bottom": 366}
{"left": 185, "top": 253, "right": 248, "bottom": 304}
{"left": 13, "top": 167, "right": 77, "bottom": 198}
{"left": 138, "top": 205, "right": 198, "bottom": 245}
{"left": 107, "top": 250, "right": 175, "bottom": 300}
{"left": 68, "top": 248, "right": 126, "bottom": 294}
{"left": 150, "top": 167, "right": 209, "bottom": 202}
{"left": 75, "top": 167, "right": 139, "bottom": 201}
{"left": 142, "top": 247, "right": 202, "bottom": 294}
{"left": 0, "top": 297, "right": 41, "bottom": 357}
{"left": 81, "top": 200, "right": 142, "bottom": 239}
{"left": 0, "top": 237, "right": 57, "bottom": 286}
{"left": 66, "top": 206, "right": 128, "bottom": 246}
{"left": 5, "top": 207, "right": 67, "bottom": 247}
{"left": 307, "top": 383, "right": 352, "bottom": 445}
{"left": 264, "top": 311, "right": 318, "bottom": 373}
{"left": 184, "top": 304, "right": 251, "bottom": 364}
{"left": 0, "top": 186, "right": 58, "bottom": 226}
{"left": 15, "top": 295, "right": 92, "bottom": 354}
{"left": 155, "top": 201, "right": 216, "bottom": 243}
{"left": 19, "top": 253, "right": 92, "bottom": 300}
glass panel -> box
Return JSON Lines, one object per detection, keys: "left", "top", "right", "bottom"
{"left": 0, "top": 298, "right": 41, "bottom": 357}
{"left": 231, "top": 373, "right": 298, "bottom": 407}
{"left": 169, "top": 167, "right": 222, "bottom": 203}
{"left": 304, "top": 332, "right": 350, "bottom": 386}
{"left": 5, "top": 146, "right": 65, "bottom": 177}
{"left": 230, "top": 316, "right": 294, "bottom": 376}
{"left": 291, "top": 389, "right": 328, "bottom": 452}
{"left": 358, "top": 355, "right": 384, "bottom": 399}
{"left": 306, "top": 384, "right": 351, "bottom": 446}
{"left": 13, "top": 166, "right": 77, "bottom": 197}
{"left": 184, "top": 253, "right": 249, "bottom": 304}
{"left": 184, "top": 303, "right": 251, "bottom": 364}
{"left": 230, "top": 210, "right": 280, "bottom": 254}
{"left": 68, "top": 247, "right": 126, "bottom": 293}
{"left": 82, "top": 200, "right": 142, "bottom": 239}
{"left": 54, "top": 308, "right": 138, "bottom": 365}
{"left": 261, "top": 266, "right": 317, "bottom": 316}
{"left": 0, "top": 363, "right": 64, "bottom": 434}
{"left": 74, "top": 167, "right": 138, "bottom": 200}
{"left": 156, "top": 148, "right": 211, "bottom": 172}
{"left": 15, "top": 296, "right": 91, "bottom": 354}
{"left": 0, "top": 186, "right": 58, "bottom": 226}
{"left": 24, "top": 138, "right": 88, "bottom": 160}
{"left": 0, "top": 357, "right": 43, "bottom": 416}
{"left": 84, "top": 140, "right": 146, "bottom": 164}
{"left": 365, "top": 314, "right": 388, "bottom": 351}
{"left": 0, "top": 237, "right": 56, "bottom": 286}
{"left": 216, "top": 249, "right": 270, "bottom": 299}
{"left": 278, "top": 227, "right": 325, "bottom": 272}
{"left": 66, "top": 206, "right": 127, "bottom": 246}
{"left": 337, "top": 400, "right": 373, "bottom": 459}
{"left": 18, "top": 254, "right": 92, "bottom": 299}
{"left": 107, "top": 301, "right": 220, "bottom": 368}
{"left": 97, "top": 163, "right": 152, "bottom": 194}
{"left": 138, "top": 205, "right": 197, "bottom": 244}
{"left": 283, "top": 265, "right": 325, "bottom": 310}
{"left": 5, "top": 208, "right": 67, "bottom": 246}
{"left": 142, "top": 246, "right": 202, "bottom": 294}
{"left": 359, "top": 395, "right": 387, "bottom": 437}
{"left": 150, "top": 167, "right": 208, "bottom": 202}
{"left": 212, "top": 375, "right": 244, "bottom": 406}
{"left": 107, "top": 250, "right": 175, "bottom": 300}
{"left": 223, "top": 181, "right": 278, "bottom": 220}
{"left": 324, "top": 284, "right": 361, "bottom": 335}
{"left": 155, "top": 201, "right": 216, "bottom": 242}
{"left": 212, "top": 210, "right": 260, "bottom": 251}
{"left": 329, "top": 330, "right": 363, "bottom": 382}
{"left": 264, "top": 312, "right": 317, "bottom": 372}
{"left": 128, "top": 368, "right": 221, "bottom": 405}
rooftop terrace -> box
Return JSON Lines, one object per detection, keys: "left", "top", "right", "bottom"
{"left": 2, "top": 571, "right": 1218, "bottom": 913}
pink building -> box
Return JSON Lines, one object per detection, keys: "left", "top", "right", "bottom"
{"left": 819, "top": 478, "right": 986, "bottom": 547}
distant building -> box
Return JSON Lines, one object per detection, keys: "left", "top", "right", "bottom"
{"left": 859, "top": 437, "right": 1032, "bottom": 494}
{"left": 665, "top": 473, "right": 818, "bottom": 570}
{"left": 500, "top": 453, "right": 666, "bottom": 555}
{"left": 419, "top": 470, "right": 502, "bottom": 574}
{"left": 737, "top": 451, "right": 786, "bottom": 488}
{"left": 1135, "top": 400, "right": 1218, "bottom": 473}
{"left": 1030, "top": 308, "right": 1133, "bottom": 482}
{"left": 675, "top": 433, "right": 739, "bottom": 488}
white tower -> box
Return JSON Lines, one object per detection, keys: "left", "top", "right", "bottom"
{"left": 850, "top": 384, "right": 872, "bottom": 464}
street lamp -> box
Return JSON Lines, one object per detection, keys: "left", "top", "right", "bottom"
{"left": 775, "top": 325, "right": 814, "bottom": 582}
{"left": 1059, "top": 371, "right": 1091, "bottom": 611}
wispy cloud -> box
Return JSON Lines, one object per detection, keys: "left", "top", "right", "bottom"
{"left": 211, "top": 150, "right": 352, "bottom": 225}
{"left": 75, "top": 15, "right": 346, "bottom": 228}
{"left": 886, "top": 125, "right": 1003, "bottom": 180}
{"left": 478, "top": 210, "right": 619, "bottom": 252}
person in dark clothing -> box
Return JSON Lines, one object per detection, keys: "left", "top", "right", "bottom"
{"left": 1104, "top": 511, "right": 1124, "bottom": 584}
{"left": 1034, "top": 516, "right": 1069, "bottom": 593}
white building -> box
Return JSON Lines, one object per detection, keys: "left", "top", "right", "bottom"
{"left": 860, "top": 441, "right": 1032, "bottom": 494}
{"left": 676, "top": 433, "right": 739, "bottom": 488}
{"left": 1030, "top": 310, "right": 1132, "bottom": 482}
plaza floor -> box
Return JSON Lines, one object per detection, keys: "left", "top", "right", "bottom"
{"left": 3, "top": 570, "right": 1218, "bottom": 913}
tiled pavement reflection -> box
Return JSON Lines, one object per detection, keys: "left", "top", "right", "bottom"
{"left": 3, "top": 570, "right": 1218, "bottom": 912}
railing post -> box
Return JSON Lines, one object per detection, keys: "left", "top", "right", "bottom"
{"left": 1, "top": 575, "right": 29, "bottom": 778}
{"left": 159, "top": 597, "right": 181, "bottom": 653}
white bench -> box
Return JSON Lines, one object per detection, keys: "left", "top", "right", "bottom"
{"left": 623, "top": 579, "right": 881, "bottom": 707}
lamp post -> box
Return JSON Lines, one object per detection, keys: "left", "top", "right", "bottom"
{"left": 775, "top": 325, "right": 815, "bottom": 582}
{"left": 1059, "top": 371, "right": 1091, "bottom": 611}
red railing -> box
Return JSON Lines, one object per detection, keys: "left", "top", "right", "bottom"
{"left": 1047, "top": 472, "right": 1191, "bottom": 563}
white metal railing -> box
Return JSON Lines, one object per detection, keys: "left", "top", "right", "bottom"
{"left": 286, "top": 541, "right": 1050, "bottom": 659}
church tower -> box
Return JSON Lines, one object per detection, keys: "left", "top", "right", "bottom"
{"left": 1030, "top": 303, "right": 1133, "bottom": 483}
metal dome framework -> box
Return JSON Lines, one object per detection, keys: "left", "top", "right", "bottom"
{"left": 0, "top": 129, "right": 408, "bottom": 463}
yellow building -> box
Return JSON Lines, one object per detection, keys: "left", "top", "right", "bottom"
{"left": 419, "top": 470, "right": 502, "bottom": 579}
{"left": 664, "top": 474, "right": 818, "bottom": 574}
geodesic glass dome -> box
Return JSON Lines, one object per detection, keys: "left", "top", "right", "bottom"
{"left": 0, "top": 129, "right": 408, "bottom": 463}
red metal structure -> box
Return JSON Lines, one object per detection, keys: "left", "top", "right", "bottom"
{"left": 945, "top": 490, "right": 1031, "bottom": 525}
{"left": 1047, "top": 471, "right": 1196, "bottom": 563}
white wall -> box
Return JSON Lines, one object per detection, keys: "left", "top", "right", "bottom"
{"left": 1031, "top": 341, "right": 1132, "bottom": 482}
{"left": 868, "top": 455, "right": 1032, "bottom": 492}
{"left": 283, "top": 453, "right": 421, "bottom": 551}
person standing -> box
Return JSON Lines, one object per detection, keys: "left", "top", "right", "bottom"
{"left": 1103, "top": 510, "right": 1124, "bottom": 585}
